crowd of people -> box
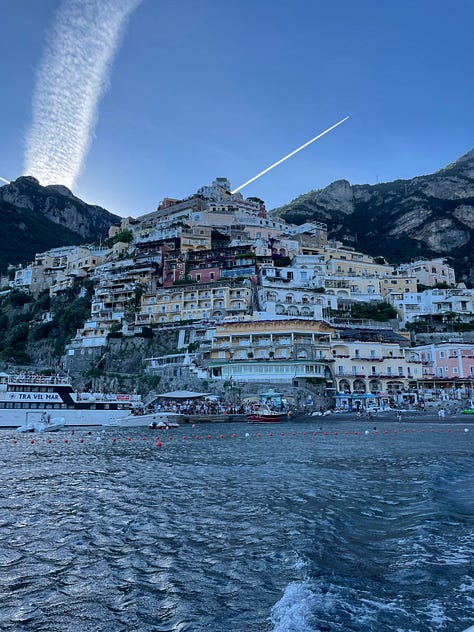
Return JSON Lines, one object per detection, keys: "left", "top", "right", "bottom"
{"left": 149, "top": 398, "right": 247, "bottom": 416}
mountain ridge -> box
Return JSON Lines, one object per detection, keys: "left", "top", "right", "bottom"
{"left": 272, "top": 149, "right": 474, "bottom": 286}
{"left": 0, "top": 176, "right": 120, "bottom": 274}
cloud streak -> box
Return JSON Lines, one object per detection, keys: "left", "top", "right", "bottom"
{"left": 24, "top": 0, "right": 141, "bottom": 189}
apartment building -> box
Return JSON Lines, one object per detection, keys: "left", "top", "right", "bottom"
{"left": 397, "top": 258, "right": 456, "bottom": 287}
{"left": 208, "top": 319, "right": 334, "bottom": 384}
{"left": 387, "top": 289, "right": 474, "bottom": 325}
{"left": 137, "top": 282, "right": 253, "bottom": 325}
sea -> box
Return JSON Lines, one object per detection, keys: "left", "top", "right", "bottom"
{"left": 1, "top": 417, "right": 473, "bottom": 632}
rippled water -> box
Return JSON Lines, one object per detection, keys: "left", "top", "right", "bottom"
{"left": 1, "top": 419, "right": 473, "bottom": 631}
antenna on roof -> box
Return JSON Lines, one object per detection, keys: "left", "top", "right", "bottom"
{"left": 231, "top": 116, "right": 350, "bottom": 194}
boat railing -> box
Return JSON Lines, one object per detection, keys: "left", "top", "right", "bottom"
{"left": 75, "top": 392, "right": 142, "bottom": 403}
{"left": 8, "top": 374, "right": 72, "bottom": 386}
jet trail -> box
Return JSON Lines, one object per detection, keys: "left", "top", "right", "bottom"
{"left": 0, "top": 177, "right": 10, "bottom": 185}
{"left": 24, "top": 0, "right": 142, "bottom": 189}
{"left": 231, "top": 116, "right": 349, "bottom": 194}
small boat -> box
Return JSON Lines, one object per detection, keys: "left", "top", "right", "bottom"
{"left": 105, "top": 410, "right": 182, "bottom": 428}
{"left": 17, "top": 412, "right": 66, "bottom": 433}
{"left": 148, "top": 419, "right": 181, "bottom": 430}
{"left": 247, "top": 407, "right": 282, "bottom": 423}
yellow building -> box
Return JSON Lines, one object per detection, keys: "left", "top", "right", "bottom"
{"left": 380, "top": 275, "right": 417, "bottom": 297}
{"left": 208, "top": 319, "right": 334, "bottom": 384}
{"left": 137, "top": 282, "right": 253, "bottom": 325}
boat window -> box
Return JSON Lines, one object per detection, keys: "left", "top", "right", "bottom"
{"left": 14, "top": 403, "right": 21, "bottom": 408}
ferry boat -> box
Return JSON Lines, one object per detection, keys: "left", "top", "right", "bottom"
{"left": 0, "top": 372, "right": 142, "bottom": 428}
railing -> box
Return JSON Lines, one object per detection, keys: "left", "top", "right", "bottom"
{"left": 8, "top": 374, "right": 72, "bottom": 385}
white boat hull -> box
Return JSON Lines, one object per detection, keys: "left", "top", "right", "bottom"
{"left": 17, "top": 417, "right": 66, "bottom": 433}
{"left": 0, "top": 408, "right": 137, "bottom": 428}
{"left": 104, "top": 412, "right": 182, "bottom": 428}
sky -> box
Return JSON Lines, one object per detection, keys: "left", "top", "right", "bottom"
{"left": 0, "top": 0, "right": 473, "bottom": 218}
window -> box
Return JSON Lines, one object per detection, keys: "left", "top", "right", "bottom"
{"left": 453, "top": 367, "right": 458, "bottom": 374}
{"left": 440, "top": 351, "right": 445, "bottom": 359}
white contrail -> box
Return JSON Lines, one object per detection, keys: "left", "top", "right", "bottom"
{"left": 0, "top": 177, "right": 10, "bottom": 185}
{"left": 231, "top": 116, "right": 350, "bottom": 194}
{"left": 24, "top": 0, "right": 142, "bottom": 189}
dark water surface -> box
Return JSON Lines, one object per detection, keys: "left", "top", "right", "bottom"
{"left": 1, "top": 419, "right": 473, "bottom": 631}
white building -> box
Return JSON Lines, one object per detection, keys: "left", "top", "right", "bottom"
{"left": 387, "top": 289, "right": 474, "bottom": 325}
{"left": 396, "top": 258, "right": 456, "bottom": 287}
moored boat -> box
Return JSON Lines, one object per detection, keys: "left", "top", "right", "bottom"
{"left": 148, "top": 418, "right": 181, "bottom": 430}
{"left": 16, "top": 412, "right": 66, "bottom": 433}
{"left": 104, "top": 410, "right": 182, "bottom": 428}
{"left": 247, "top": 407, "right": 282, "bottom": 423}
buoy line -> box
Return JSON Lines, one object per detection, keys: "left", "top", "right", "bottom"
{"left": 8, "top": 426, "right": 471, "bottom": 447}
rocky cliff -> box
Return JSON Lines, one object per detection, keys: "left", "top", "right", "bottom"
{"left": 0, "top": 176, "right": 120, "bottom": 273}
{"left": 273, "top": 149, "right": 474, "bottom": 286}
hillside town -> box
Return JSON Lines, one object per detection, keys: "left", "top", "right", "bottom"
{"left": 2, "top": 177, "right": 474, "bottom": 412}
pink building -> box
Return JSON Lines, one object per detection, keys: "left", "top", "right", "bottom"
{"left": 411, "top": 342, "right": 474, "bottom": 380}
{"left": 188, "top": 268, "right": 221, "bottom": 284}
{"left": 398, "top": 258, "right": 456, "bottom": 287}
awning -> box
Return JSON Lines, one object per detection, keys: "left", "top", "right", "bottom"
{"left": 155, "top": 390, "right": 209, "bottom": 399}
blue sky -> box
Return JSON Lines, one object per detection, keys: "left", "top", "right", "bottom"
{"left": 1, "top": 0, "right": 473, "bottom": 218}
